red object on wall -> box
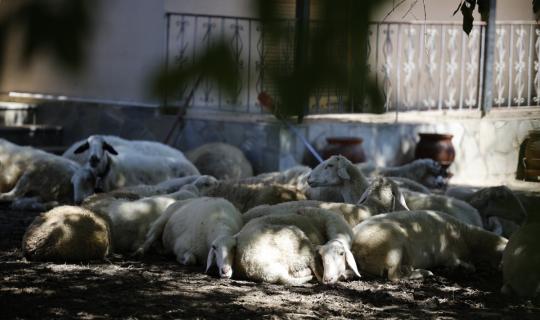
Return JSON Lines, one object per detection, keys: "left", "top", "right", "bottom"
{"left": 321, "top": 137, "right": 366, "bottom": 164}
{"left": 414, "top": 133, "right": 455, "bottom": 168}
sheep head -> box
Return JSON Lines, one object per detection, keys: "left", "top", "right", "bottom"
{"left": 358, "top": 177, "right": 410, "bottom": 212}
{"left": 206, "top": 235, "right": 237, "bottom": 279}
{"left": 317, "top": 239, "right": 360, "bottom": 284}
{"left": 413, "top": 159, "right": 447, "bottom": 189}
{"left": 192, "top": 175, "right": 219, "bottom": 193}
{"left": 73, "top": 135, "right": 118, "bottom": 175}
{"left": 307, "top": 155, "right": 352, "bottom": 187}
{"left": 71, "top": 167, "right": 97, "bottom": 204}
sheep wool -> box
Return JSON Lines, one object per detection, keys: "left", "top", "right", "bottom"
{"left": 22, "top": 206, "right": 110, "bottom": 262}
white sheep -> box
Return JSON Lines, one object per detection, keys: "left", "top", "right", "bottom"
{"left": 187, "top": 142, "right": 253, "bottom": 180}
{"left": 71, "top": 150, "right": 200, "bottom": 203}
{"left": 235, "top": 207, "right": 360, "bottom": 285}
{"left": 0, "top": 139, "right": 93, "bottom": 210}
{"left": 446, "top": 185, "right": 527, "bottom": 237}
{"left": 199, "top": 181, "right": 306, "bottom": 212}
{"left": 501, "top": 212, "right": 540, "bottom": 304}
{"left": 63, "top": 134, "right": 189, "bottom": 165}
{"left": 138, "top": 197, "right": 243, "bottom": 278}
{"left": 243, "top": 200, "right": 374, "bottom": 227}
{"left": 357, "top": 158, "right": 448, "bottom": 189}
{"left": 22, "top": 205, "right": 111, "bottom": 262}
{"left": 83, "top": 175, "right": 217, "bottom": 202}
{"left": 308, "top": 156, "right": 482, "bottom": 227}
{"left": 83, "top": 187, "right": 199, "bottom": 254}
{"left": 351, "top": 210, "right": 508, "bottom": 281}
{"left": 239, "top": 165, "right": 311, "bottom": 188}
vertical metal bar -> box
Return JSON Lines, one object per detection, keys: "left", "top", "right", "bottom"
{"left": 247, "top": 20, "right": 252, "bottom": 112}
{"left": 295, "top": 0, "right": 310, "bottom": 116}
{"left": 508, "top": 24, "right": 514, "bottom": 107}
{"left": 481, "top": 0, "right": 497, "bottom": 116}
{"left": 528, "top": 23, "right": 533, "bottom": 106}
{"left": 416, "top": 23, "right": 425, "bottom": 110}
{"left": 163, "top": 13, "right": 171, "bottom": 107}
{"left": 478, "top": 24, "right": 486, "bottom": 110}
{"left": 219, "top": 18, "right": 225, "bottom": 110}
{"left": 396, "top": 24, "right": 402, "bottom": 114}
{"left": 192, "top": 16, "right": 198, "bottom": 108}
{"left": 437, "top": 24, "right": 446, "bottom": 110}
{"left": 375, "top": 23, "right": 380, "bottom": 89}
{"left": 459, "top": 25, "right": 466, "bottom": 110}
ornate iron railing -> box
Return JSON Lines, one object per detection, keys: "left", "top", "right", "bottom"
{"left": 165, "top": 13, "right": 540, "bottom": 114}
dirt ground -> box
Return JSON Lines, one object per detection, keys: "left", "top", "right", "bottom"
{"left": 1, "top": 208, "right": 539, "bottom": 320}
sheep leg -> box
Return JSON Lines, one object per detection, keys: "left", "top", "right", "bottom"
{"left": 448, "top": 257, "right": 476, "bottom": 272}
{"left": 291, "top": 268, "right": 312, "bottom": 278}
{"left": 177, "top": 251, "right": 196, "bottom": 265}
{"left": 387, "top": 265, "right": 403, "bottom": 282}
{"left": 135, "top": 206, "right": 177, "bottom": 254}
{"left": 406, "top": 268, "right": 434, "bottom": 280}
{"left": 281, "top": 274, "right": 313, "bottom": 286}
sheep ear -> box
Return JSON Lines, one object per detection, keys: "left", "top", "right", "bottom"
{"left": 337, "top": 161, "right": 350, "bottom": 181}
{"left": 205, "top": 247, "right": 215, "bottom": 273}
{"left": 102, "top": 141, "right": 118, "bottom": 155}
{"left": 391, "top": 183, "right": 410, "bottom": 211}
{"left": 344, "top": 247, "right": 361, "bottom": 278}
{"left": 73, "top": 142, "right": 90, "bottom": 154}
{"left": 357, "top": 188, "right": 369, "bottom": 205}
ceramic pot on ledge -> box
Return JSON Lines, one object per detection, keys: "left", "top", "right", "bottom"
{"left": 414, "top": 133, "right": 455, "bottom": 168}
{"left": 320, "top": 137, "right": 366, "bottom": 164}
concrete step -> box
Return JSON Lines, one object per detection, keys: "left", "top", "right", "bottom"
{"left": 0, "top": 102, "right": 36, "bottom": 126}
{"left": 0, "top": 125, "right": 63, "bottom": 151}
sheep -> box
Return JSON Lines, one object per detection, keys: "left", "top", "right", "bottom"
{"left": 199, "top": 181, "right": 306, "bottom": 212}
{"left": 238, "top": 165, "right": 311, "bottom": 188}
{"left": 138, "top": 197, "right": 243, "bottom": 278}
{"left": 22, "top": 205, "right": 111, "bottom": 262}
{"left": 81, "top": 175, "right": 217, "bottom": 203}
{"left": 357, "top": 158, "right": 448, "bottom": 189}
{"left": 235, "top": 207, "right": 361, "bottom": 285}
{"left": 186, "top": 142, "right": 253, "bottom": 180}
{"left": 63, "top": 134, "right": 189, "bottom": 165}
{"left": 308, "top": 156, "right": 482, "bottom": 227}
{"left": 307, "top": 155, "right": 370, "bottom": 203}
{"left": 351, "top": 210, "right": 508, "bottom": 281}
{"left": 70, "top": 150, "right": 201, "bottom": 203}
{"left": 446, "top": 185, "right": 527, "bottom": 237}
{"left": 0, "top": 139, "right": 93, "bottom": 210}
{"left": 501, "top": 211, "right": 540, "bottom": 305}
{"left": 83, "top": 187, "right": 199, "bottom": 254}
{"left": 243, "top": 200, "right": 374, "bottom": 227}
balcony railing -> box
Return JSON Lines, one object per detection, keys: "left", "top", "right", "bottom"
{"left": 165, "top": 13, "right": 540, "bottom": 114}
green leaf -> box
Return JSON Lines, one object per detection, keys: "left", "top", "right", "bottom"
{"left": 534, "top": 0, "right": 540, "bottom": 16}
{"left": 461, "top": 0, "right": 476, "bottom": 35}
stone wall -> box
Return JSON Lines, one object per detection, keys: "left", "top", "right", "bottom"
{"left": 32, "top": 101, "right": 540, "bottom": 185}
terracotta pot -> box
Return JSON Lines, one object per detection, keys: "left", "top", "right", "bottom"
{"left": 523, "top": 130, "right": 540, "bottom": 181}
{"left": 414, "top": 133, "right": 455, "bottom": 168}
{"left": 320, "top": 137, "right": 366, "bottom": 164}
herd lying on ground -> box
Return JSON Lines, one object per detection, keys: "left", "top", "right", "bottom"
{"left": 0, "top": 136, "right": 538, "bottom": 305}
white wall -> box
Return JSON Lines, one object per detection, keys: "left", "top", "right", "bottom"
{"left": 165, "top": 0, "right": 256, "bottom": 17}
{"left": 0, "top": 0, "right": 166, "bottom": 105}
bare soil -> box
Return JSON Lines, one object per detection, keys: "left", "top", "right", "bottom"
{"left": 1, "top": 208, "right": 539, "bottom": 319}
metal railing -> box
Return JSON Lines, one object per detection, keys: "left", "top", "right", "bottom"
{"left": 165, "top": 13, "right": 540, "bottom": 114}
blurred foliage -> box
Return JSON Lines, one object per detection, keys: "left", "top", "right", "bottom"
{"left": 154, "top": 0, "right": 388, "bottom": 121}
{"left": 0, "top": 0, "right": 96, "bottom": 79}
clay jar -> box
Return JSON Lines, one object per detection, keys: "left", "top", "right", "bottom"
{"left": 414, "top": 133, "right": 455, "bottom": 168}
{"left": 523, "top": 130, "right": 540, "bottom": 181}
{"left": 321, "top": 137, "right": 366, "bottom": 164}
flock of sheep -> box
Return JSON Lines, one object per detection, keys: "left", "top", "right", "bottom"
{"left": 0, "top": 135, "right": 538, "bottom": 305}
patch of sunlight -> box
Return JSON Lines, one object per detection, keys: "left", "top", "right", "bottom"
{"left": 1, "top": 286, "right": 55, "bottom": 295}
{"left": 513, "top": 246, "right": 525, "bottom": 256}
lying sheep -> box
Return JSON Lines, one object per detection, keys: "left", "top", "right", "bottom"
{"left": 352, "top": 210, "right": 508, "bottom": 281}
{"left": 199, "top": 181, "right": 306, "bottom": 212}
{"left": 446, "top": 185, "right": 527, "bottom": 237}
{"left": 83, "top": 188, "right": 198, "bottom": 254}
{"left": 501, "top": 211, "right": 540, "bottom": 305}
{"left": 82, "top": 175, "right": 217, "bottom": 202}
{"left": 71, "top": 149, "right": 200, "bottom": 203}
{"left": 239, "top": 166, "right": 311, "bottom": 188}
{"left": 307, "top": 155, "right": 370, "bottom": 203}
{"left": 243, "top": 200, "right": 374, "bottom": 227}
{"left": 235, "top": 207, "right": 361, "bottom": 285}
{"left": 187, "top": 142, "right": 253, "bottom": 180}
{"left": 64, "top": 134, "right": 189, "bottom": 165}
{"left": 22, "top": 206, "right": 111, "bottom": 262}
{"left": 357, "top": 158, "right": 448, "bottom": 189}
{"left": 138, "top": 197, "right": 243, "bottom": 278}
{"left": 0, "top": 139, "right": 93, "bottom": 210}
{"left": 308, "top": 157, "right": 482, "bottom": 227}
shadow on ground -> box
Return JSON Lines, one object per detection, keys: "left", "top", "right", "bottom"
{"left": 1, "top": 208, "right": 539, "bottom": 319}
